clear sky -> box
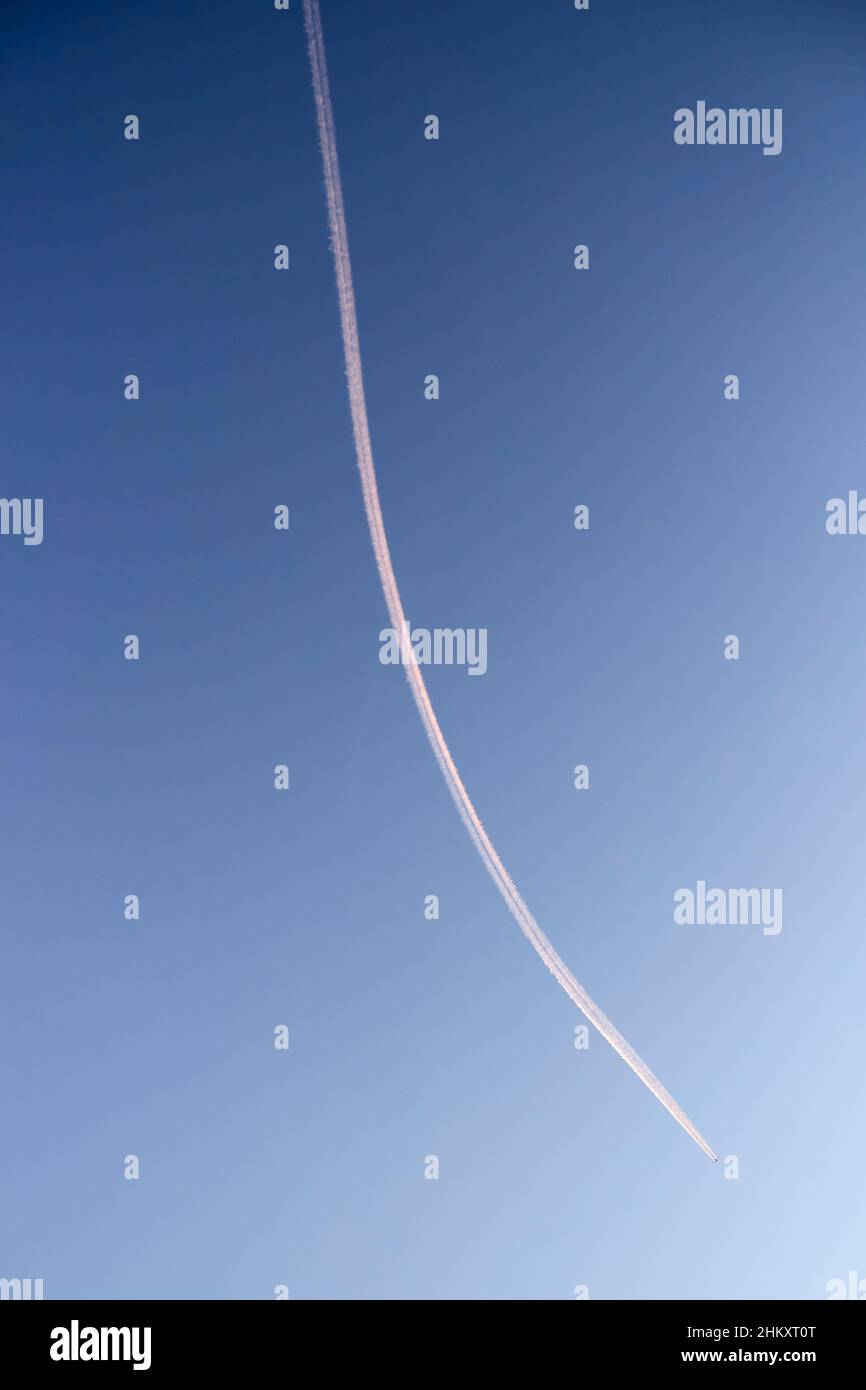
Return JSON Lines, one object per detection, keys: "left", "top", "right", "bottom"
{"left": 1, "top": 0, "right": 865, "bottom": 1300}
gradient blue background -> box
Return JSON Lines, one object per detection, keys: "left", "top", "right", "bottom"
{"left": 1, "top": 0, "right": 864, "bottom": 1299}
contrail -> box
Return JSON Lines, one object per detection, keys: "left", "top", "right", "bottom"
{"left": 302, "top": 0, "right": 717, "bottom": 1162}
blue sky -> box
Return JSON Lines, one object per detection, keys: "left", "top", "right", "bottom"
{"left": 1, "top": 0, "right": 865, "bottom": 1299}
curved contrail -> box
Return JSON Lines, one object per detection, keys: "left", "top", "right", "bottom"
{"left": 303, "top": 0, "right": 717, "bottom": 1162}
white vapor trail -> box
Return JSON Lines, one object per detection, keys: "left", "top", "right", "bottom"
{"left": 303, "top": 0, "right": 717, "bottom": 1162}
